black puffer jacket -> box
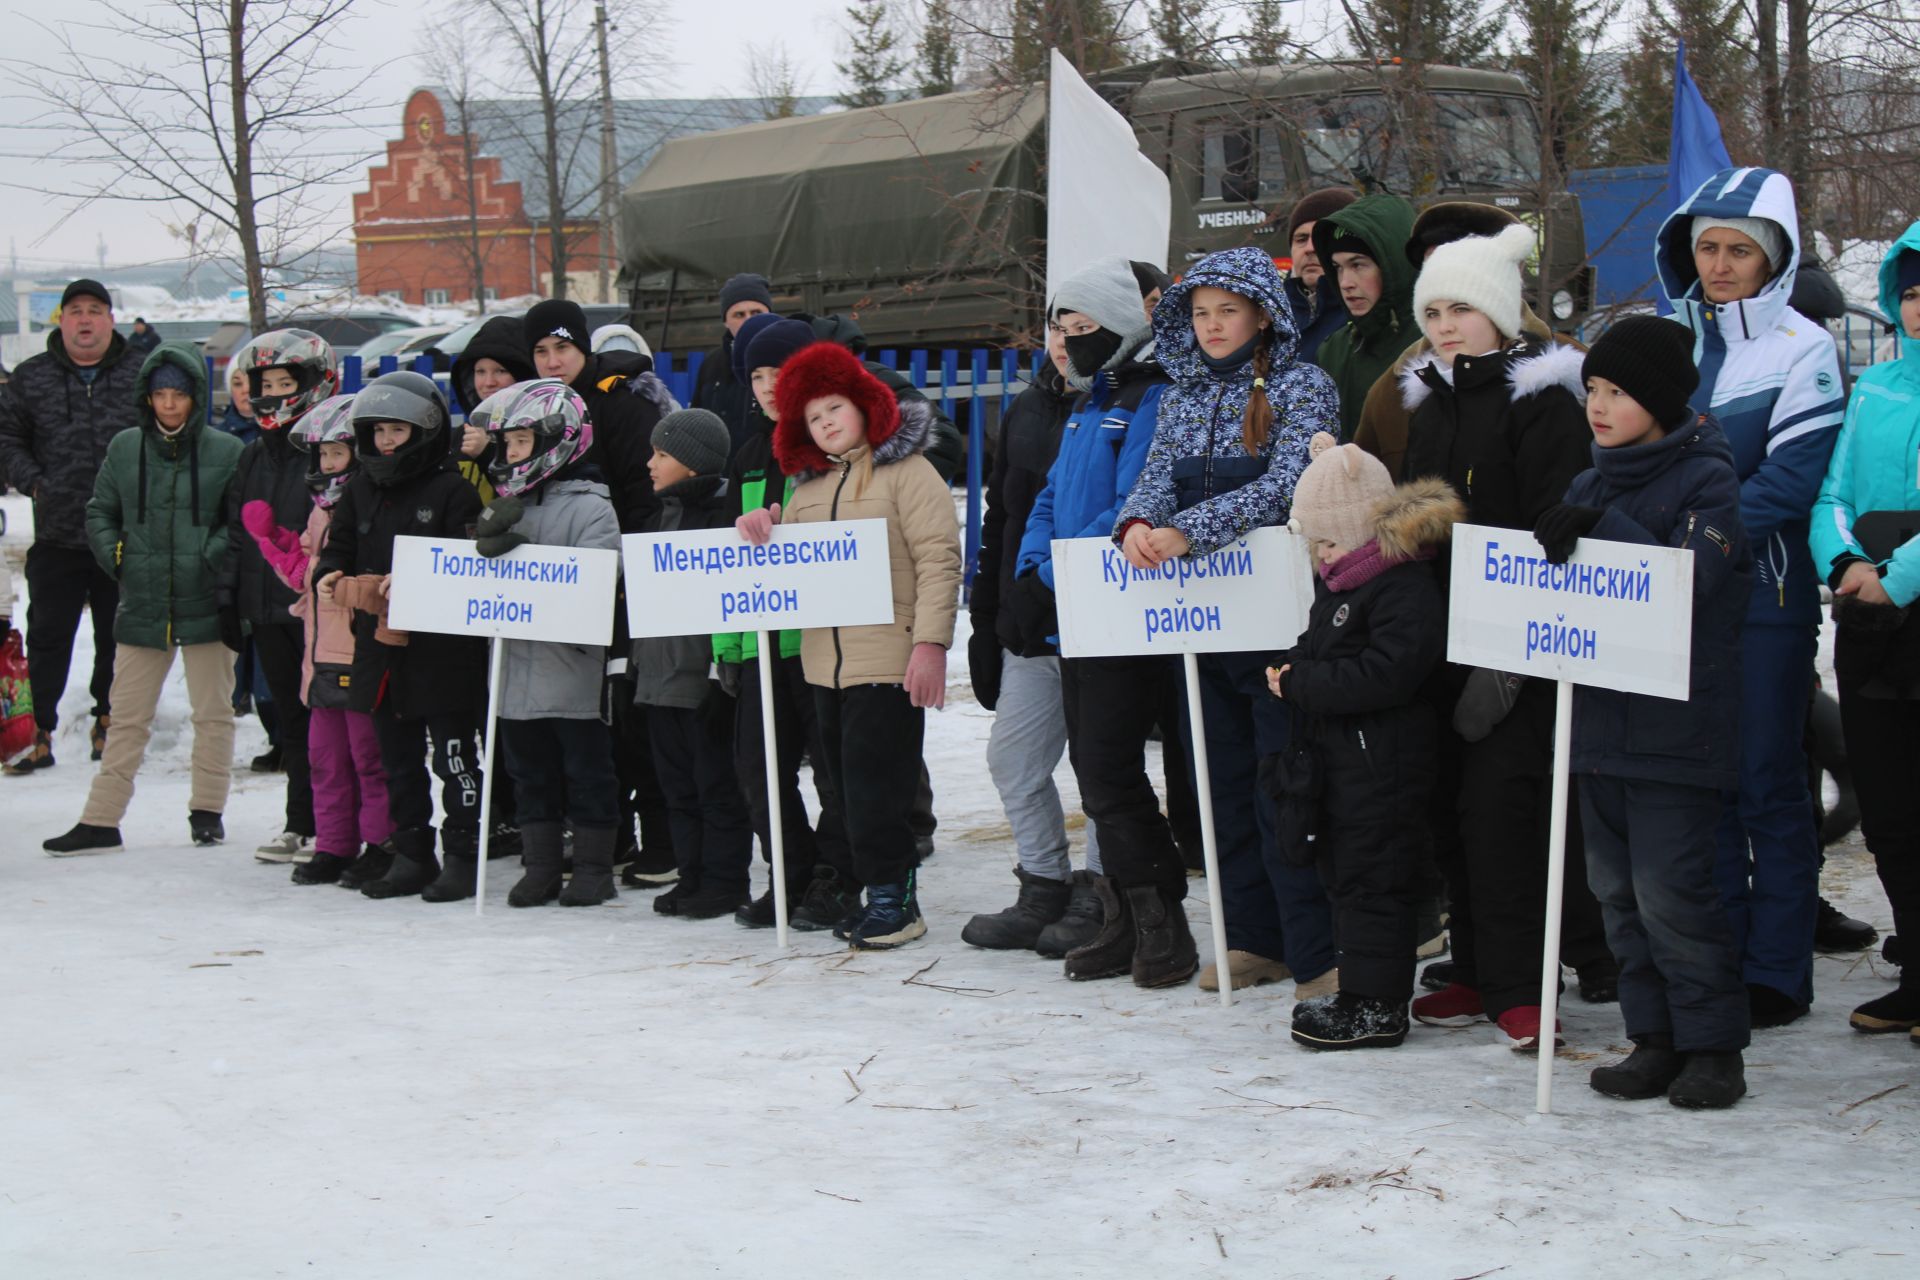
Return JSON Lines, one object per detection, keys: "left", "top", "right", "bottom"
{"left": 694, "top": 332, "right": 754, "bottom": 452}
{"left": 572, "top": 350, "right": 669, "bottom": 532}
{"left": 0, "top": 330, "right": 142, "bottom": 548}
{"left": 1275, "top": 478, "right": 1459, "bottom": 861}
{"left": 225, "top": 427, "right": 314, "bottom": 625}
{"left": 1400, "top": 340, "right": 1592, "bottom": 537}
{"left": 974, "top": 363, "right": 1074, "bottom": 654}
{"left": 314, "top": 459, "right": 486, "bottom": 719}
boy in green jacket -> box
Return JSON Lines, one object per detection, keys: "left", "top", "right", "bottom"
{"left": 44, "top": 342, "right": 244, "bottom": 854}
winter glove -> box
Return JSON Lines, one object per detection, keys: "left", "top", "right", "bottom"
{"left": 967, "top": 626, "right": 1003, "bottom": 712}
{"left": 1453, "top": 667, "right": 1527, "bottom": 742}
{"left": 1532, "top": 504, "right": 1604, "bottom": 565}
{"left": 242, "top": 500, "right": 309, "bottom": 589}
{"left": 218, "top": 605, "right": 245, "bottom": 654}
{"left": 475, "top": 496, "right": 530, "bottom": 559}
{"left": 717, "top": 661, "right": 744, "bottom": 700}
{"left": 1003, "top": 571, "right": 1059, "bottom": 658}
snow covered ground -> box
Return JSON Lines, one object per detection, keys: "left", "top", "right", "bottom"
{"left": 1, "top": 492, "right": 1914, "bottom": 1279}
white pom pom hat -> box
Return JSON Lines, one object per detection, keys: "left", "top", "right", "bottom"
{"left": 1412, "top": 222, "right": 1536, "bottom": 343}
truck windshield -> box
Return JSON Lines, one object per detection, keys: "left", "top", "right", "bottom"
{"left": 1295, "top": 92, "right": 1541, "bottom": 194}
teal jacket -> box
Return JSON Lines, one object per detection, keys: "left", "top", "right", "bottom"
{"left": 85, "top": 342, "right": 243, "bottom": 648}
{"left": 1810, "top": 221, "right": 1920, "bottom": 608}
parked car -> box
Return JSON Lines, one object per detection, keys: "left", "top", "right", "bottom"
{"left": 352, "top": 324, "right": 454, "bottom": 368}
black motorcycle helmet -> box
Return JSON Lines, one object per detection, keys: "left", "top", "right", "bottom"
{"left": 350, "top": 370, "right": 449, "bottom": 487}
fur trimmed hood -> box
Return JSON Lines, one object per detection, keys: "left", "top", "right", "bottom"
{"left": 772, "top": 341, "right": 903, "bottom": 476}
{"left": 1399, "top": 340, "right": 1585, "bottom": 412}
{"left": 1372, "top": 476, "right": 1466, "bottom": 562}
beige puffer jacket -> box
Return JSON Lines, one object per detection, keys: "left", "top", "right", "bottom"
{"left": 782, "top": 400, "right": 961, "bottom": 689}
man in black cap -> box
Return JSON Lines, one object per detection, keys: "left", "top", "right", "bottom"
{"left": 0, "top": 279, "right": 141, "bottom": 773}
{"left": 692, "top": 272, "right": 773, "bottom": 451}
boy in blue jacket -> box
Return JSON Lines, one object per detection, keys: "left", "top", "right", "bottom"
{"left": 1533, "top": 317, "right": 1754, "bottom": 1108}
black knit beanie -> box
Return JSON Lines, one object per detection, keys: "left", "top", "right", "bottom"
{"left": 718, "top": 273, "right": 774, "bottom": 315}
{"left": 1582, "top": 316, "right": 1700, "bottom": 429}
{"left": 523, "top": 299, "right": 590, "bottom": 363}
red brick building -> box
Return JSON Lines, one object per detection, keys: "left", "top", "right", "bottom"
{"left": 353, "top": 88, "right": 828, "bottom": 307}
{"left": 353, "top": 89, "right": 605, "bottom": 305}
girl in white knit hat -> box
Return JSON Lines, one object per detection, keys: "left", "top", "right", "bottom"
{"left": 1396, "top": 223, "right": 1608, "bottom": 1053}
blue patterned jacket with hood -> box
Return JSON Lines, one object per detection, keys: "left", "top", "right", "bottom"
{"left": 1114, "top": 248, "right": 1342, "bottom": 553}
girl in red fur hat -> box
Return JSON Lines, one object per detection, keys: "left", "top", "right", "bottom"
{"left": 736, "top": 341, "right": 962, "bottom": 949}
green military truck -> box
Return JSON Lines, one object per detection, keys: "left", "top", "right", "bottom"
{"left": 620, "top": 61, "right": 1589, "bottom": 351}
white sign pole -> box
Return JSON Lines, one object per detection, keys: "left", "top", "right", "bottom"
{"left": 1535, "top": 678, "right": 1575, "bottom": 1112}
{"left": 1180, "top": 652, "right": 1233, "bottom": 1009}
{"left": 473, "top": 637, "right": 505, "bottom": 917}
{"left": 757, "top": 633, "right": 790, "bottom": 950}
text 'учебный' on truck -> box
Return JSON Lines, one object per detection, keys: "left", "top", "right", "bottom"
{"left": 618, "top": 61, "right": 1590, "bottom": 352}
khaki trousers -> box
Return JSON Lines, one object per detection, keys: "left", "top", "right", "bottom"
{"left": 81, "top": 642, "right": 235, "bottom": 827}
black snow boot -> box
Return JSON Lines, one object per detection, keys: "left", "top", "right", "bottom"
{"left": 508, "top": 821, "right": 566, "bottom": 907}
{"left": 1035, "top": 871, "right": 1105, "bottom": 959}
{"left": 42, "top": 823, "right": 124, "bottom": 856}
{"left": 1589, "top": 1034, "right": 1684, "bottom": 1100}
{"left": 791, "top": 866, "right": 862, "bottom": 933}
{"left": 292, "top": 851, "right": 352, "bottom": 885}
{"left": 1849, "top": 983, "right": 1920, "bottom": 1034}
{"left": 1748, "top": 982, "right": 1809, "bottom": 1028}
{"left": 960, "top": 867, "right": 1072, "bottom": 951}
{"left": 363, "top": 828, "right": 439, "bottom": 899}
{"left": 1577, "top": 958, "right": 1620, "bottom": 1004}
{"left": 735, "top": 878, "right": 810, "bottom": 928}
{"left": 1063, "top": 877, "right": 1133, "bottom": 981}
{"left": 421, "top": 828, "right": 478, "bottom": 903}
{"left": 1128, "top": 884, "right": 1197, "bottom": 988}
{"left": 1420, "top": 960, "right": 1457, "bottom": 992}
{"left": 674, "top": 882, "right": 751, "bottom": 920}
{"left": 1815, "top": 898, "right": 1878, "bottom": 953}
{"left": 1291, "top": 992, "right": 1410, "bottom": 1050}
{"left": 1667, "top": 1050, "right": 1747, "bottom": 1109}
{"left": 559, "top": 824, "right": 617, "bottom": 906}
{"left": 338, "top": 842, "right": 394, "bottom": 891}
{"left": 188, "top": 810, "right": 225, "bottom": 846}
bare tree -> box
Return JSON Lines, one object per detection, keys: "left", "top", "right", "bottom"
{"left": 16, "top": 0, "right": 377, "bottom": 330}
{"left": 457, "top": 0, "right": 661, "bottom": 301}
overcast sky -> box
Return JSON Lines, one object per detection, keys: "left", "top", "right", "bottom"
{"left": 0, "top": 0, "right": 846, "bottom": 273}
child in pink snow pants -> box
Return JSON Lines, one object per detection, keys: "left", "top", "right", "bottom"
{"left": 242, "top": 397, "right": 391, "bottom": 884}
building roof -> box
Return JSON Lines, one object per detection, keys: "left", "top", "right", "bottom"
{"left": 454, "top": 93, "right": 839, "bottom": 221}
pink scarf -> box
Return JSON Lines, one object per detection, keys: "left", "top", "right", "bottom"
{"left": 1318, "top": 539, "right": 1434, "bottom": 593}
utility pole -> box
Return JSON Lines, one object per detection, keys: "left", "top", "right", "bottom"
{"left": 595, "top": 2, "right": 618, "bottom": 304}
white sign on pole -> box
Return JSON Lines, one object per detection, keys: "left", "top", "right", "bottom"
{"left": 1051, "top": 526, "right": 1314, "bottom": 1010}
{"left": 622, "top": 519, "right": 894, "bottom": 636}
{"left": 1051, "top": 527, "right": 1315, "bottom": 659}
{"left": 387, "top": 535, "right": 620, "bottom": 644}
{"left": 1447, "top": 522, "right": 1699, "bottom": 1114}
{"left": 1446, "top": 523, "right": 1695, "bottom": 700}
{"left": 1046, "top": 49, "right": 1171, "bottom": 306}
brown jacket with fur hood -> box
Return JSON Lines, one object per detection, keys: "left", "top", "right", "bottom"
{"left": 775, "top": 343, "right": 962, "bottom": 689}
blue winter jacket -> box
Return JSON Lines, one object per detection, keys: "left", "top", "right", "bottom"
{"left": 1565, "top": 416, "right": 1752, "bottom": 791}
{"left": 1810, "top": 222, "right": 1920, "bottom": 609}
{"left": 1114, "top": 247, "right": 1342, "bottom": 554}
{"left": 1284, "top": 271, "right": 1347, "bottom": 366}
{"left": 1016, "top": 346, "right": 1168, "bottom": 588}
{"left": 1655, "top": 166, "right": 1846, "bottom": 629}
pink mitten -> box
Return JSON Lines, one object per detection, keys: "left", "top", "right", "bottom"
{"left": 242, "top": 501, "right": 308, "bottom": 589}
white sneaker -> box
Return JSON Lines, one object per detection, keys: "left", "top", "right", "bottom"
{"left": 254, "top": 831, "right": 314, "bottom": 863}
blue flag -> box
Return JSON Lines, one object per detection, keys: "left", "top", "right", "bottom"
{"left": 1663, "top": 42, "right": 1733, "bottom": 313}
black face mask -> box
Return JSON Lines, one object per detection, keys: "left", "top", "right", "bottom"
{"left": 1064, "top": 328, "right": 1124, "bottom": 381}
{"left": 1199, "top": 332, "right": 1264, "bottom": 373}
